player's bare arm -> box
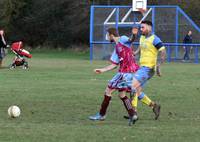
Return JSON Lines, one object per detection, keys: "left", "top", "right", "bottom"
{"left": 156, "top": 48, "right": 166, "bottom": 77}
{"left": 94, "top": 63, "right": 117, "bottom": 74}
{"left": 160, "top": 49, "right": 166, "bottom": 64}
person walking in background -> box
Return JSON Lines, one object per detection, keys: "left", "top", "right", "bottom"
{"left": 0, "top": 30, "right": 7, "bottom": 68}
{"left": 183, "top": 30, "right": 192, "bottom": 61}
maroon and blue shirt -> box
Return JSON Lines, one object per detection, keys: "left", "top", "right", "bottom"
{"left": 110, "top": 36, "right": 139, "bottom": 73}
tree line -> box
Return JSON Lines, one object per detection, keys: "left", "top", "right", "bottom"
{"left": 0, "top": 0, "right": 199, "bottom": 48}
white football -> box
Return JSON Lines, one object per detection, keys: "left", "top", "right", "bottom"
{"left": 8, "top": 105, "right": 21, "bottom": 118}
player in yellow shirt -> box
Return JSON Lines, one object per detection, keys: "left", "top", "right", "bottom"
{"left": 130, "top": 20, "right": 166, "bottom": 121}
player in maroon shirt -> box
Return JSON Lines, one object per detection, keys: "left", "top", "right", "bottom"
{"left": 89, "top": 27, "right": 139, "bottom": 126}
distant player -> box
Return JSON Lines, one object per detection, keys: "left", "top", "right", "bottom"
{"left": 89, "top": 27, "right": 139, "bottom": 125}
{"left": 130, "top": 20, "right": 166, "bottom": 120}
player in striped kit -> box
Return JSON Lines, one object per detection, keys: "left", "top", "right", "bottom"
{"left": 89, "top": 27, "right": 139, "bottom": 125}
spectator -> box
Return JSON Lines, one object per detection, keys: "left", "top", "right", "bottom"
{"left": 0, "top": 30, "right": 7, "bottom": 68}
{"left": 183, "top": 30, "right": 192, "bottom": 61}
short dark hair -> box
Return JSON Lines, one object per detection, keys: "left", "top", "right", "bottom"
{"left": 141, "top": 20, "right": 153, "bottom": 27}
{"left": 107, "top": 27, "right": 119, "bottom": 37}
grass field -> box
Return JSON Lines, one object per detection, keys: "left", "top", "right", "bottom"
{"left": 0, "top": 50, "right": 200, "bottom": 142}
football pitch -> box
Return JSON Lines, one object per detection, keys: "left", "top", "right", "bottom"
{"left": 0, "top": 50, "right": 200, "bottom": 142}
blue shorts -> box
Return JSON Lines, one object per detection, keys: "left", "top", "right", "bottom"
{"left": 108, "top": 72, "right": 134, "bottom": 92}
{"left": 133, "top": 66, "right": 155, "bottom": 87}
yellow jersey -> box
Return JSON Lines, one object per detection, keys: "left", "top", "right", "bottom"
{"left": 139, "top": 34, "right": 165, "bottom": 68}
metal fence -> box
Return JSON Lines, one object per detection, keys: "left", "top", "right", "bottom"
{"left": 90, "top": 5, "right": 200, "bottom": 63}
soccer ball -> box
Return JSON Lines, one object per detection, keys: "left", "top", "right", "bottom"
{"left": 8, "top": 105, "right": 21, "bottom": 118}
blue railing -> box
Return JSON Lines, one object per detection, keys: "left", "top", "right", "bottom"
{"left": 90, "top": 42, "right": 200, "bottom": 63}
{"left": 163, "top": 43, "right": 199, "bottom": 63}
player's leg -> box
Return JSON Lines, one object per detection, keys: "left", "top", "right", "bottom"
{"left": 125, "top": 78, "right": 142, "bottom": 124}
{"left": 116, "top": 72, "right": 141, "bottom": 111}
{"left": 89, "top": 73, "right": 122, "bottom": 121}
{"left": 131, "top": 67, "right": 161, "bottom": 119}
{"left": 125, "top": 91, "right": 161, "bottom": 120}
{"left": 138, "top": 92, "right": 152, "bottom": 107}
{"left": 138, "top": 92, "right": 161, "bottom": 120}
{"left": 130, "top": 73, "right": 143, "bottom": 111}
{"left": 118, "top": 91, "right": 137, "bottom": 125}
{"left": 131, "top": 66, "right": 154, "bottom": 108}
{"left": 89, "top": 87, "right": 115, "bottom": 121}
{"left": 99, "top": 87, "right": 114, "bottom": 117}
{"left": 117, "top": 72, "right": 142, "bottom": 120}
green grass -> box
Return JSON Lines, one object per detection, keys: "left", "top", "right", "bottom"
{"left": 0, "top": 51, "right": 200, "bottom": 142}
